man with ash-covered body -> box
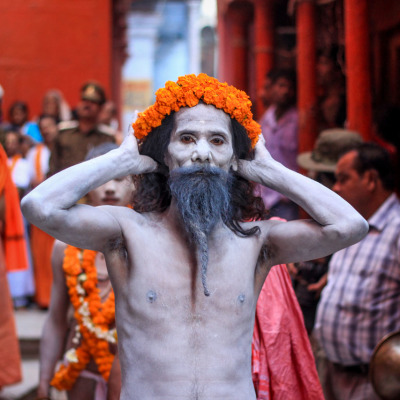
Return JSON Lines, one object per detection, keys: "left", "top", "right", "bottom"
{"left": 22, "top": 75, "right": 368, "bottom": 400}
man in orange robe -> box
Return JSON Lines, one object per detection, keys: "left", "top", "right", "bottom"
{"left": 28, "top": 115, "right": 58, "bottom": 308}
{"left": 0, "top": 144, "right": 25, "bottom": 389}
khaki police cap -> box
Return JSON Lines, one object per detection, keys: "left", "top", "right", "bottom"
{"left": 81, "top": 82, "right": 106, "bottom": 105}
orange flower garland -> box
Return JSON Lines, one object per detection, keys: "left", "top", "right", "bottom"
{"left": 51, "top": 246, "right": 117, "bottom": 391}
{"left": 132, "top": 73, "right": 261, "bottom": 148}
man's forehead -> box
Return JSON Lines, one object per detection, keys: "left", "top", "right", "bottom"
{"left": 336, "top": 151, "right": 358, "bottom": 172}
{"left": 173, "top": 103, "right": 232, "bottom": 131}
{"left": 175, "top": 103, "right": 231, "bottom": 122}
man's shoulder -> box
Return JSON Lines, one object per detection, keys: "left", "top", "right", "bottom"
{"left": 58, "top": 120, "right": 79, "bottom": 132}
{"left": 241, "top": 218, "right": 283, "bottom": 240}
{"left": 97, "top": 205, "right": 146, "bottom": 223}
{"left": 15, "top": 156, "right": 29, "bottom": 169}
{"left": 282, "top": 106, "right": 299, "bottom": 123}
{"left": 372, "top": 194, "right": 400, "bottom": 230}
{"left": 384, "top": 199, "right": 400, "bottom": 233}
{"left": 97, "top": 123, "right": 118, "bottom": 137}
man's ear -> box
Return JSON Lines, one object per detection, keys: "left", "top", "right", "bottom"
{"left": 364, "top": 169, "right": 379, "bottom": 191}
{"left": 231, "top": 157, "right": 238, "bottom": 172}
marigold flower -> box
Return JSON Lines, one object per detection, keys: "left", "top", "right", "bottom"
{"left": 132, "top": 73, "right": 261, "bottom": 147}
{"left": 52, "top": 245, "right": 117, "bottom": 390}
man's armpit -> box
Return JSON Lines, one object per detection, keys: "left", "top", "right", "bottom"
{"left": 256, "top": 243, "right": 273, "bottom": 272}
{"left": 107, "top": 235, "right": 126, "bottom": 254}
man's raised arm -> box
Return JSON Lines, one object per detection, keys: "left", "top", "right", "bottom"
{"left": 21, "top": 134, "right": 157, "bottom": 251}
{"left": 238, "top": 137, "right": 369, "bottom": 266}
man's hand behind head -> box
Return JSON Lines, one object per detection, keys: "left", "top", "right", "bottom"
{"left": 237, "top": 134, "right": 274, "bottom": 183}
{"left": 118, "top": 130, "right": 158, "bottom": 176}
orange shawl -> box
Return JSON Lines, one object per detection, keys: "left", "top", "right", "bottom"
{"left": 0, "top": 145, "right": 28, "bottom": 271}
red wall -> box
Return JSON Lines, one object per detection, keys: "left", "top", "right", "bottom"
{"left": 0, "top": 0, "right": 112, "bottom": 120}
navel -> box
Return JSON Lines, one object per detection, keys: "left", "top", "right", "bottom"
{"left": 146, "top": 290, "right": 157, "bottom": 303}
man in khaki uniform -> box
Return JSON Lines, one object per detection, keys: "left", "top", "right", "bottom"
{"left": 49, "top": 82, "right": 115, "bottom": 175}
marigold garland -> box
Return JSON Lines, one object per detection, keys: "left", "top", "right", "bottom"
{"left": 50, "top": 246, "right": 117, "bottom": 391}
{"left": 132, "top": 73, "right": 261, "bottom": 148}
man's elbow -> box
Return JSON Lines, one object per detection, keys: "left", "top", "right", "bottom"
{"left": 354, "top": 215, "right": 369, "bottom": 242}
{"left": 21, "top": 192, "right": 52, "bottom": 226}
{"left": 338, "top": 214, "right": 369, "bottom": 246}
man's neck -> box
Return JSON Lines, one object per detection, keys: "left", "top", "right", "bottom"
{"left": 363, "top": 191, "right": 392, "bottom": 220}
{"left": 274, "top": 104, "right": 292, "bottom": 121}
{"left": 163, "top": 199, "right": 227, "bottom": 240}
{"left": 163, "top": 200, "right": 189, "bottom": 232}
{"left": 78, "top": 119, "right": 97, "bottom": 134}
{"left": 43, "top": 141, "right": 53, "bottom": 151}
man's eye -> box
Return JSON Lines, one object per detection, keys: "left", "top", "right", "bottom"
{"left": 211, "top": 137, "right": 224, "bottom": 145}
{"left": 180, "top": 135, "right": 194, "bottom": 144}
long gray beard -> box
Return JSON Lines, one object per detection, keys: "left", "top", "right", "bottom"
{"left": 168, "top": 165, "right": 233, "bottom": 296}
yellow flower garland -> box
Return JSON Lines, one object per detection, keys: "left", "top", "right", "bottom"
{"left": 51, "top": 246, "right": 116, "bottom": 391}
{"left": 132, "top": 73, "right": 261, "bottom": 148}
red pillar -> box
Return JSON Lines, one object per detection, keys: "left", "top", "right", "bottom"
{"left": 217, "top": 2, "right": 229, "bottom": 82}
{"left": 253, "top": 0, "right": 274, "bottom": 118}
{"left": 296, "top": 0, "right": 318, "bottom": 154}
{"left": 228, "top": 4, "right": 251, "bottom": 91}
{"left": 344, "top": 0, "right": 372, "bottom": 140}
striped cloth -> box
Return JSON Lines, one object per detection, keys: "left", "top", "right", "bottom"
{"left": 314, "top": 193, "right": 400, "bottom": 365}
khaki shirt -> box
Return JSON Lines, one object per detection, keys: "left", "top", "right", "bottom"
{"left": 49, "top": 121, "right": 115, "bottom": 175}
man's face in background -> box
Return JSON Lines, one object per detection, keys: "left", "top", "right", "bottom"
{"left": 272, "top": 77, "right": 295, "bottom": 108}
{"left": 77, "top": 99, "right": 101, "bottom": 121}
{"left": 39, "top": 117, "right": 58, "bottom": 145}
{"left": 88, "top": 177, "right": 133, "bottom": 207}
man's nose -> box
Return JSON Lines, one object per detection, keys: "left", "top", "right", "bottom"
{"left": 191, "top": 139, "right": 211, "bottom": 163}
{"left": 104, "top": 180, "right": 116, "bottom": 193}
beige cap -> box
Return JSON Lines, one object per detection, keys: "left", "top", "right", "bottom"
{"left": 297, "top": 128, "right": 363, "bottom": 172}
{"left": 80, "top": 82, "right": 106, "bottom": 105}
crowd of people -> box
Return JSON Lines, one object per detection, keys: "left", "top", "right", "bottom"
{"left": 0, "top": 82, "right": 121, "bottom": 310}
{"left": 0, "top": 60, "right": 399, "bottom": 400}
{"left": 256, "top": 56, "right": 400, "bottom": 399}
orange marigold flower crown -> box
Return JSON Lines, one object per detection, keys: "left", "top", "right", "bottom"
{"left": 132, "top": 73, "right": 261, "bottom": 148}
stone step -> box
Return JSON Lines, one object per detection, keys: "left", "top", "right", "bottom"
{"left": 0, "top": 309, "right": 49, "bottom": 400}
{"left": 1, "top": 358, "right": 67, "bottom": 400}
{"left": 1, "top": 359, "right": 39, "bottom": 400}
{"left": 14, "top": 309, "right": 48, "bottom": 359}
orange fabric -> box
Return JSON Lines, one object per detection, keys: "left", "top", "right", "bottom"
{"left": 0, "top": 146, "right": 22, "bottom": 386}
{"left": 8, "top": 154, "right": 21, "bottom": 174}
{"left": 31, "top": 144, "right": 53, "bottom": 306}
{"left": 252, "top": 264, "right": 324, "bottom": 400}
{"left": 0, "top": 233, "right": 22, "bottom": 386}
{"left": 31, "top": 225, "right": 55, "bottom": 307}
{"left": 0, "top": 146, "right": 28, "bottom": 272}
{"left": 35, "top": 144, "right": 44, "bottom": 182}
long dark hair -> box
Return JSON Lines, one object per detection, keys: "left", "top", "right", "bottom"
{"left": 132, "top": 110, "right": 266, "bottom": 237}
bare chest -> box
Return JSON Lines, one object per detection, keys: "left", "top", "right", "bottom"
{"left": 106, "top": 222, "right": 260, "bottom": 398}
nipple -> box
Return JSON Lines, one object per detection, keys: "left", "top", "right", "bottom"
{"left": 146, "top": 290, "right": 157, "bottom": 303}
